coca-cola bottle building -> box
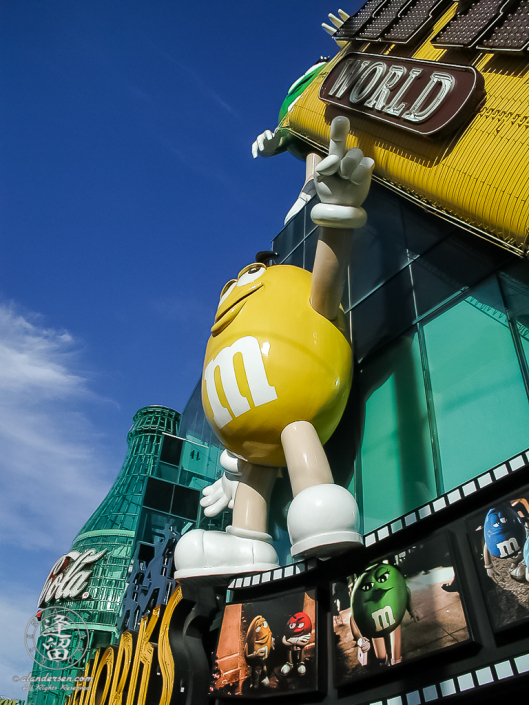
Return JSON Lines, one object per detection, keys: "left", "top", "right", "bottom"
{"left": 27, "top": 405, "right": 186, "bottom": 704}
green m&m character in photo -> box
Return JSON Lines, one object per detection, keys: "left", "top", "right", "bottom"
{"left": 350, "top": 563, "right": 419, "bottom": 667}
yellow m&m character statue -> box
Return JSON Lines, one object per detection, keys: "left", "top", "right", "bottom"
{"left": 174, "top": 117, "right": 374, "bottom": 580}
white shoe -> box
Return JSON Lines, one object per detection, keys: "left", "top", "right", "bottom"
{"left": 281, "top": 662, "right": 293, "bottom": 676}
{"left": 297, "top": 663, "right": 306, "bottom": 676}
{"left": 287, "top": 484, "right": 362, "bottom": 559}
{"left": 174, "top": 527, "right": 279, "bottom": 580}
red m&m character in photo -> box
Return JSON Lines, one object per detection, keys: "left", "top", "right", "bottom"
{"left": 281, "top": 611, "right": 312, "bottom": 676}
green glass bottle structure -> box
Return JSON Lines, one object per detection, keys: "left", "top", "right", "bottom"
{"left": 69, "top": 405, "right": 181, "bottom": 637}
{"left": 28, "top": 405, "right": 184, "bottom": 705}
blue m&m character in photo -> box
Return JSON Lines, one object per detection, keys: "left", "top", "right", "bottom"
{"left": 483, "top": 503, "right": 527, "bottom": 580}
{"left": 484, "top": 503, "right": 525, "bottom": 558}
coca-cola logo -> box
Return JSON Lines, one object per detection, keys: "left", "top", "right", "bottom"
{"left": 320, "top": 52, "right": 485, "bottom": 137}
{"left": 38, "top": 549, "right": 106, "bottom": 606}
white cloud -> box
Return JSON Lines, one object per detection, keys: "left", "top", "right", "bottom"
{"left": 0, "top": 589, "right": 39, "bottom": 699}
{"left": 0, "top": 303, "right": 122, "bottom": 695}
{"left": 0, "top": 307, "right": 82, "bottom": 398}
{"left": 0, "top": 303, "right": 115, "bottom": 552}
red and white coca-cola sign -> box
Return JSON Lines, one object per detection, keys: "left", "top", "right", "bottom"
{"left": 38, "top": 549, "right": 106, "bottom": 606}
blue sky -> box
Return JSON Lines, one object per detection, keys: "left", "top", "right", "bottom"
{"left": 0, "top": 0, "right": 364, "bottom": 695}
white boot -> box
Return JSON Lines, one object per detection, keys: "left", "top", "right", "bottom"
{"left": 287, "top": 484, "right": 362, "bottom": 559}
{"left": 174, "top": 526, "right": 279, "bottom": 580}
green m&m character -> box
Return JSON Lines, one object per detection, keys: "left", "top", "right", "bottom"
{"left": 252, "top": 57, "right": 331, "bottom": 224}
{"left": 350, "top": 563, "right": 419, "bottom": 667}
{"left": 352, "top": 563, "right": 408, "bottom": 638}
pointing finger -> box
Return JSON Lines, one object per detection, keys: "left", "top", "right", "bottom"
{"left": 251, "top": 140, "right": 258, "bottom": 158}
{"left": 329, "top": 116, "right": 350, "bottom": 159}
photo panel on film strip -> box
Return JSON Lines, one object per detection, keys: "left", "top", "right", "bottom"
{"left": 211, "top": 587, "right": 319, "bottom": 698}
{"left": 466, "top": 482, "right": 529, "bottom": 634}
{"left": 331, "top": 532, "right": 471, "bottom": 688}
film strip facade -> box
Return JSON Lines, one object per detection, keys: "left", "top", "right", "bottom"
{"left": 222, "top": 449, "right": 529, "bottom": 704}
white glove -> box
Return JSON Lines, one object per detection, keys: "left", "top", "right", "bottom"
{"left": 357, "top": 637, "right": 371, "bottom": 653}
{"left": 200, "top": 473, "right": 239, "bottom": 516}
{"left": 200, "top": 450, "right": 241, "bottom": 517}
{"left": 311, "top": 116, "right": 374, "bottom": 229}
{"left": 252, "top": 130, "right": 282, "bottom": 158}
{"left": 297, "top": 635, "right": 311, "bottom": 646}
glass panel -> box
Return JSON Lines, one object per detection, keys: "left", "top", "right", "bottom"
{"left": 121, "top": 514, "right": 135, "bottom": 530}
{"left": 412, "top": 231, "right": 511, "bottom": 319}
{"left": 171, "top": 485, "right": 201, "bottom": 521}
{"left": 179, "top": 379, "right": 224, "bottom": 451}
{"left": 422, "top": 276, "right": 529, "bottom": 491}
{"left": 401, "top": 197, "right": 450, "bottom": 258}
{"left": 180, "top": 437, "right": 208, "bottom": 476}
{"left": 500, "top": 261, "right": 529, "bottom": 379}
{"left": 156, "top": 461, "right": 180, "bottom": 482}
{"left": 177, "top": 380, "right": 225, "bottom": 485}
{"left": 140, "top": 510, "right": 171, "bottom": 544}
{"left": 351, "top": 267, "right": 415, "bottom": 361}
{"left": 282, "top": 242, "right": 303, "bottom": 268}
{"left": 203, "top": 444, "right": 222, "bottom": 482}
{"left": 349, "top": 183, "right": 411, "bottom": 308}
{"left": 160, "top": 435, "right": 182, "bottom": 466}
{"left": 272, "top": 208, "right": 305, "bottom": 262}
{"left": 357, "top": 330, "right": 437, "bottom": 533}
{"left": 143, "top": 477, "right": 173, "bottom": 513}
{"left": 167, "top": 516, "right": 187, "bottom": 534}
{"left": 188, "top": 475, "right": 211, "bottom": 491}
